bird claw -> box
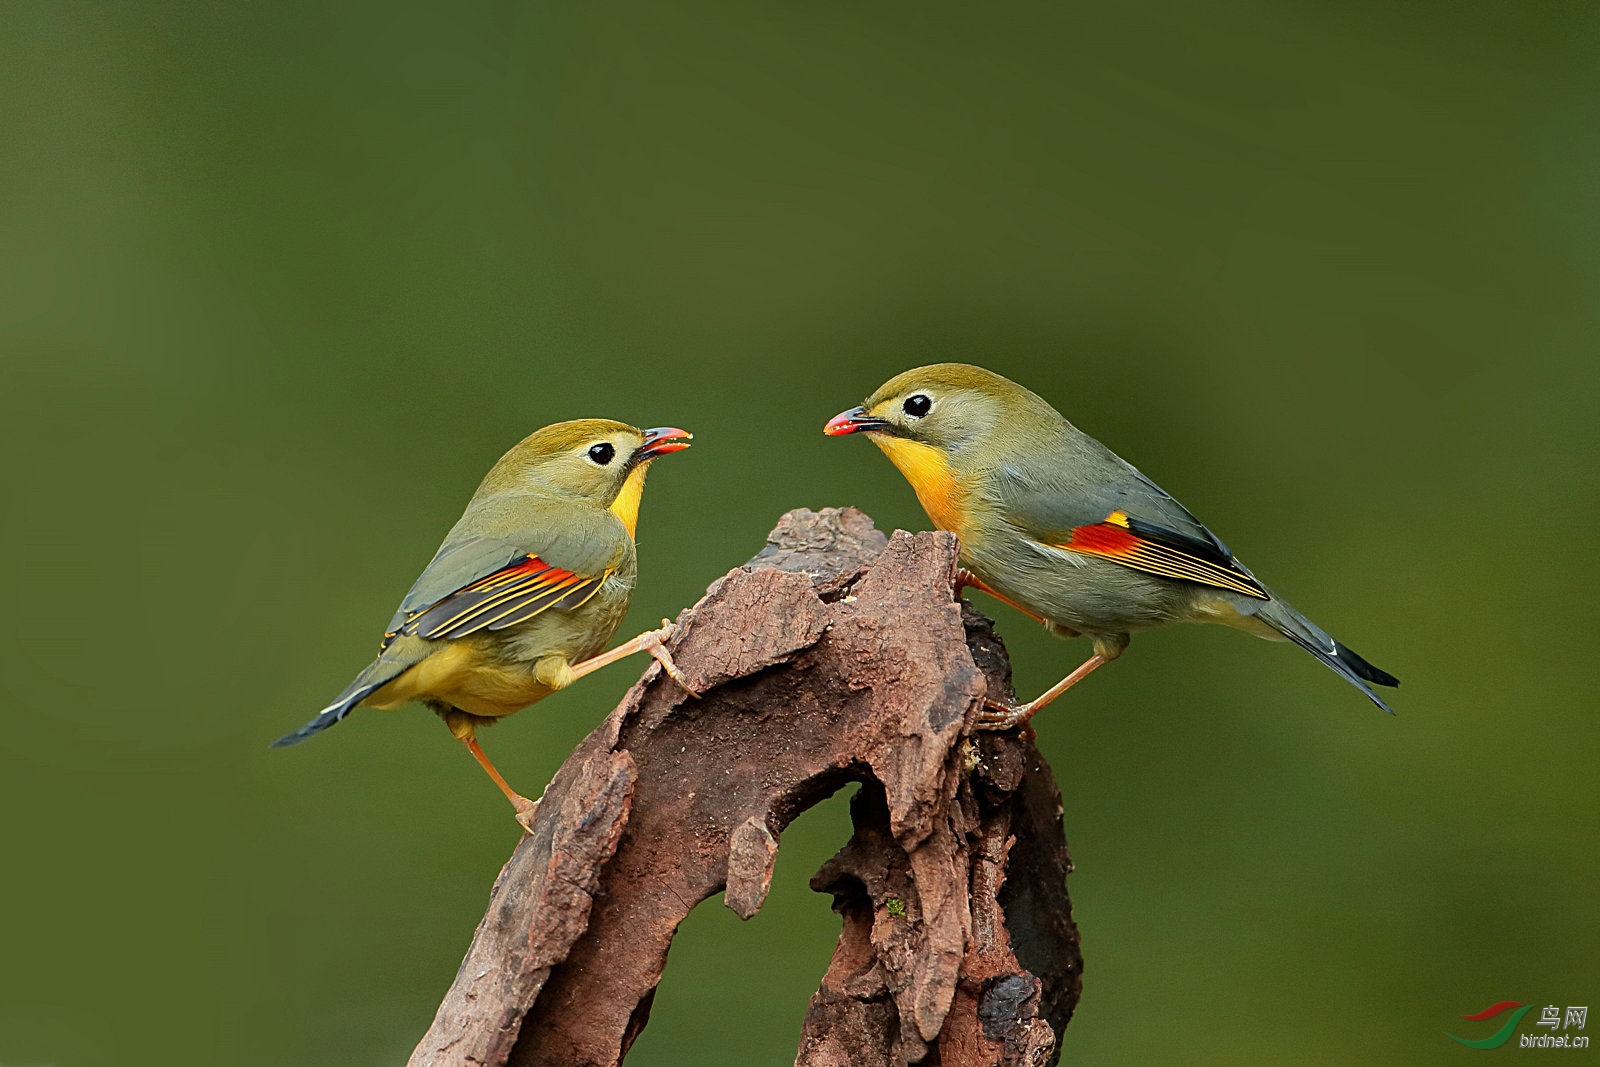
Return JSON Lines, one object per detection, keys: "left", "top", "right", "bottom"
{"left": 513, "top": 795, "right": 540, "bottom": 834}
{"left": 644, "top": 619, "right": 701, "bottom": 698}
{"left": 954, "top": 567, "right": 979, "bottom": 595}
{"left": 974, "top": 696, "right": 1036, "bottom": 733}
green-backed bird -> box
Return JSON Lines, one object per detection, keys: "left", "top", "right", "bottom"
{"left": 824, "top": 364, "right": 1397, "bottom": 728}
{"left": 273, "top": 420, "right": 695, "bottom": 827}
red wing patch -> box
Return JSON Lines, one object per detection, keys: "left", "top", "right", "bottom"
{"left": 397, "top": 555, "right": 607, "bottom": 642}
{"left": 1057, "top": 514, "right": 1268, "bottom": 600}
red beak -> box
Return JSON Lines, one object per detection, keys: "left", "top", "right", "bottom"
{"left": 634, "top": 427, "right": 693, "bottom": 459}
{"left": 823, "top": 406, "right": 891, "bottom": 436}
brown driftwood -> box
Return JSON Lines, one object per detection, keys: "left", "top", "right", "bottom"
{"left": 409, "top": 508, "right": 1082, "bottom": 1067}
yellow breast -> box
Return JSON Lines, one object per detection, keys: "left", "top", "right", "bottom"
{"left": 871, "top": 436, "right": 968, "bottom": 536}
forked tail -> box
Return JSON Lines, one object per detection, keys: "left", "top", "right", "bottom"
{"left": 1253, "top": 597, "right": 1399, "bottom": 713}
{"left": 270, "top": 661, "right": 407, "bottom": 748}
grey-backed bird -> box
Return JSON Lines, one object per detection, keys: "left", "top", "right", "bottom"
{"left": 273, "top": 419, "right": 694, "bottom": 827}
{"left": 825, "top": 364, "right": 1396, "bottom": 727}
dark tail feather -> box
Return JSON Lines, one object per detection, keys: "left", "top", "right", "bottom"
{"left": 270, "top": 673, "right": 392, "bottom": 748}
{"left": 1285, "top": 632, "right": 1399, "bottom": 713}
{"left": 1254, "top": 599, "right": 1399, "bottom": 714}
{"left": 1330, "top": 639, "right": 1398, "bottom": 689}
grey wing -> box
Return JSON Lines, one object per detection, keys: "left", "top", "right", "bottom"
{"left": 383, "top": 536, "right": 528, "bottom": 638}
{"left": 382, "top": 500, "right": 630, "bottom": 644}
{"left": 993, "top": 435, "right": 1266, "bottom": 598}
{"left": 1122, "top": 465, "right": 1241, "bottom": 563}
{"left": 993, "top": 435, "right": 1217, "bottom": 544}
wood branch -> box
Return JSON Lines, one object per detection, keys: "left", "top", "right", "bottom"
{"left": 409, "top": 508, "right": 1082, "bottom": 1067}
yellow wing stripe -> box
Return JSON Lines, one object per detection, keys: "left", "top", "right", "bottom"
{"left": 1054, "top": 519, "right": 1268, "bottom": 600}
{"left": 402, "top": 551, "right": 611, "bottom": 642}
{"left": 471, "top": 575, "right": 597, "bottom": 631}
{"left": 425, "top": 571, "right": 590, "bottom": 635}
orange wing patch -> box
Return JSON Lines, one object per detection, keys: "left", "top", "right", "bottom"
{"left": 1056, "top": 514, "right": 1268, "bottom": 600}
{"left": 396, "top": 555, "right": 607, "bottom": 642}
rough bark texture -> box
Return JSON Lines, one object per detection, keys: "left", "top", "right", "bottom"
{"left": 409, "top": 508, "right": 1082, "bottom": 1067}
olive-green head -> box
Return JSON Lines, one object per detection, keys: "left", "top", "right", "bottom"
{"left": 823, "top": 363, "right": 1063, "bottom": 460}
{"left": 475, "top": 419, "right": 692, "bottom": 508}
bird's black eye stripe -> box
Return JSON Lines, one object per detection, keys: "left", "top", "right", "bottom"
{"left": 903, "top": 394, "right": 932, "bottom": 417}
{"left": 587, "top": 442, "right": 616, "bottom": 465}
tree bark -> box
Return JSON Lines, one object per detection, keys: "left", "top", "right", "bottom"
{"left": 409, "top": 508, "right": 1082, "bottom": 1067}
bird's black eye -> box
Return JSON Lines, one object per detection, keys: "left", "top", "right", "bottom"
{"left": 587, "top": 442, "right": 616, "bottom": 465}
{"left": 903, "top": 394, "right": 932, "bottom": 418}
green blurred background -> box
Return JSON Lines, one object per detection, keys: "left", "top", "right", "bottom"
{"left": 2, "top": 2, "right": 1596, "bottom": 1063}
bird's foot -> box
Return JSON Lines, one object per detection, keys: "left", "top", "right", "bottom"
{"left": 513, "top": 794, "right": 540, "bottom": 834}
{"left": 974, "top": 696, "right": 1038, "bottom": 734}
{"left": 954, "top": 567, "right": 980, "bottom": 595}
{"left": 972, "top": 653, "right": 1109, "bottom": 732}
{"left": 642, "top": 619, "right": 702, "bottom": 698}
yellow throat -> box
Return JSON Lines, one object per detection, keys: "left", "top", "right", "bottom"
{"left": 871, "top": 436, "right": 967, "bottom": 536}
{"left": 609, "top": 461, "right": 650, "bottom": 538}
